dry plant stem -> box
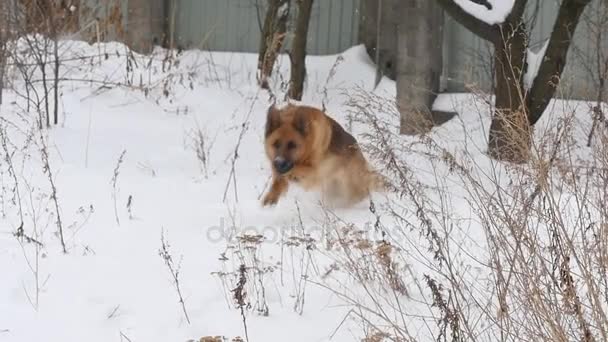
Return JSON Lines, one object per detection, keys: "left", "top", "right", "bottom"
{"left": 18, "top": 35, "right": 46, "bottom": 127}
{"left": 46, "top": 8, "right": 61, "bottom": 126}
{"left": 0, "top": 125, "right": 25, "bottom": 228}
{"left": 292, "top": 201, "right": 313, "bottom": 315}
{"left": 310, "top": 278, "right": 415, "bottom": 341}
{"left": 0, "top": 44, "right": 5, "bottom": 106}
{"left": 342, "top": 85, "right": 608, "bottom": 340}
{"left": 18, "top": 179, "right": 46, "bottom": 311}
{"left": 373, "top": 0, "right": 383, "bottom": 88}
{"left": 320, "top": 56, "right": 344, "bottom": 112}
{"left": 192, "top": 118, "right": 217, "bottom": 179}
{"left": 258, "top": 0, "right": 289, "bottom": 89}
{"left": 222, "top": 91, "right": 260, "bottom": 203}
{"left": 39, "top": 130, "right": 66, "bottom": 253}
{"left": 582, "top": 1, "right": 608, "bottom": 146}
{"left": 233, "top": 264, "right": 250, "bottom": 342}
{"left": 159, "top": 230, "right": 191, "bottom": 325}
{"left": 126, "top": 195, "right": 133, "bottom": 220}
{"left": 119, "top": 331, "right": 133, "bottom": 342}
{"left": 111, "top": 149, "right": 126, "bottom": 226}
{"left": 40, "top": 40, "right": 50, "bottom": 128}
{"left": 234, "top": 231, "right": 270, "bottom": 316}
{"left": 316, "top": 214, "right": 415, "bottom": 339}
{"left": 24, "top": 35, "right": 52, "bottom": 128}
{"left": 52, "top": 36, "right": 59, "bottom": 125}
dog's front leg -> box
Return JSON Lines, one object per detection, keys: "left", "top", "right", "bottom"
{"left": 262, "top": 175, "right": 288, "bottom": 206}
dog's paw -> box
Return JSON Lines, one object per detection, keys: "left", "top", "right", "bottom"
{"left": 262, "top": 193, "right": 279, "bottom": 207}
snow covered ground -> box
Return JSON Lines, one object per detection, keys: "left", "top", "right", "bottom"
{"left": 0, "top": 39, "right": 606, "bottom": 342}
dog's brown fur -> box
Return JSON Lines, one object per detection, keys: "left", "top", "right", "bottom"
{"left": 262, "top": 103, "right": 385, "bottom": 207}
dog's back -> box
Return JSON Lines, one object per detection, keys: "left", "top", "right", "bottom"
{"left": 309, "top": 109, "right": 385, "bottom": 207}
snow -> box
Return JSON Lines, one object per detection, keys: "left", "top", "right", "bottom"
{"left": 524, "top": 39, "right": 550, "bottom": 89}
{"left": 0, "top": 41, "right": 388, "bottom": 342}
{"left": 277, "top": 2, "right": 289, "bottom": 19}
{"left": 0, "top": 38, "right": 605, "bottom": 342}
{"left": 454, "top": 0, "right": 515, "bottom": 25}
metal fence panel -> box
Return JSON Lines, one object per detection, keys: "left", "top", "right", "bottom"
{"left": 171, "top": 0, "right": 601, "bottom": 98}
{"left": 173, "top": 0, "right": 359, "bottom": 55}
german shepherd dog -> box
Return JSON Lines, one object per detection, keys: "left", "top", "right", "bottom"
{"left": 262, "top": 103, "right": 385, "bottom": 208}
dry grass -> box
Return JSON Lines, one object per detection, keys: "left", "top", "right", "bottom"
{"left": 323, "top": 85, "right": 608, "bottom": 341}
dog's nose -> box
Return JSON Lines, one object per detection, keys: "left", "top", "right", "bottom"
{"left": 273, "top": 157, "right": 293, "bottom": 174}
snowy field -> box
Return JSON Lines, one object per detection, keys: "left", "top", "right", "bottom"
{"left": 1, "top": 38, "right": 606, "bottom": 342}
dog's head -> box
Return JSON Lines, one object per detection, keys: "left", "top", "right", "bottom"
{"left": 264, "top": 104, "right": 309, "bottom": 175}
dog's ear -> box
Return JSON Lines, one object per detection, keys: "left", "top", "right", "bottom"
{"left": 265, "top": 105, "right": 281, "bottom": 137}
{"left": 293, "top": 111, "right": 308, "bottom": 136}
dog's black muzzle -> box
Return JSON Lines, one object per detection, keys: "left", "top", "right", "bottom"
{"left": 273, "top": 157, "right": 294, "bottom": 174}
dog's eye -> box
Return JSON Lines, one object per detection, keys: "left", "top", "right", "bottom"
{"left": 273, "top": 141, "right": 281, "bottom": 149}
{"left": 287, "top": 141, "right": 297, "bottom": 150}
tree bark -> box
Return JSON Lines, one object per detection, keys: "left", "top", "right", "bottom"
{"left": 20, "top": 0, "right": 52, "bottom": 34}
{"left": 258, "top": 0, "right": 290, "bottom": 89}
{"left": 48, "top": 3, "right": 60, "bottom": 126}
{"left": 258, "top": 0, "right": 280, "bottom": 71}
{"left": 288, "top": 0, "right": 313, "bottom": 100}
{"left": 0, "top": 2, "right": 6, "bottom": 106}
{"left": 397, "top": 0, "right": 443, "bottom": 135}
{"left": 488, "top": 19, "right": 530, "bottom": 162}
{"left": 358, "top": 0, "right": 399, "bottom": 81}
{"left": 0, "top": 0, "right": 9, "bottom": 106}
{"left": 125, "top": 0, "right": 164, "bottom": 54}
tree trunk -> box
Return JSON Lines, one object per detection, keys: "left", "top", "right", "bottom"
{"left": 258, "top": 0, "right": 280, "bottom": 71}
{"left": 0, "top": 42, "right": 4, "bottom": 105}
{"left": 435, "top": 0, "right": 591, "bottom": 163}
{"left": 358, "top": 0, "right": 399, "bottom": 81}
{"left": 526, "top": 0, "right": 592, "bottom": 124}
{"left": 258, "top": 0, "right": 290, "bottom": 89}
{"left": 288, "top": 0, "right": 313, "bottom": 100}
{"left": 487, "top": 21, "right": 530, "bottom": 162}
{"left": 48, "top": 2, "right": 60, "bottom": 126}
{"left": 0, "top": 0, "right": 8, "bottom": 106}
{"left": 397, "top": 0, "right": 443, "bottom": 135}
{"left": 125, "top": 0, "right": 164, "bottom": 54}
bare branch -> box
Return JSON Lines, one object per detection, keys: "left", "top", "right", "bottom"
{"left": 527, "top": 0, "right": 593, "bottom": 125}
{"left": 434, "top": 0, "right": 500, "bottom": 42}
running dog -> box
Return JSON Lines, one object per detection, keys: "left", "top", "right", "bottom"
{"left": 262, "top": 103, "right": 385, "bottom": 208}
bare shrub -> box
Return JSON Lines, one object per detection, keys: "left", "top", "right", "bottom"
{"left": 159, "top": 229, "right": 191, "bottom": 325}
{"left": 319, "top": 84, "right": 608, "bottom": 341}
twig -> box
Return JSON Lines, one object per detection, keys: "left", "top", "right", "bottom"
{"left": 320, "top": 55, "right": 344, "bottom": 112}
{"left": 222, "top": 90, "right": 261, "bottom": 203}
{"left": 232, "top": 264, "right": 250, "bottom": 342}
{"left": 110, "top": 150, "right": 126, "bottom": 226}
{"left": 119, "top": 331, "right": 133, "bottom": 342}
{"left": 107, "top": 305, "right": 121, "bottom": 319}
{"left": 39, "top": 130, "right": 66, "bottom": 253}
{"left": 159, "top": 229, "right": 191, "bottom": 325}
